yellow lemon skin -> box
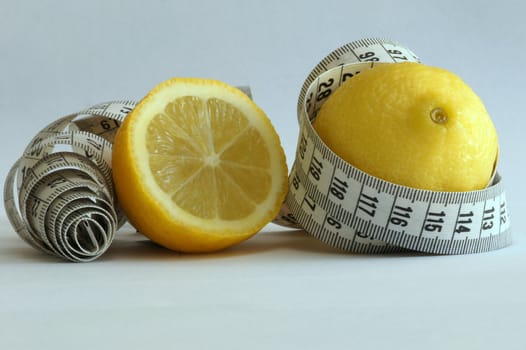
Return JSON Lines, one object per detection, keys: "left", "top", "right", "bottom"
{"left": 313, "top": 62, "right": 498, "bottom": 192}
{"left": 112, "top": 78, "right": 288, "bottom": 252}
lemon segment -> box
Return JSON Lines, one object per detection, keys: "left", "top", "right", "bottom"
{"left": 112, "top": 78, "right": 288, "bottom": 252}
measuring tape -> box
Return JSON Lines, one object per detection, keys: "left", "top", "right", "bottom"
{"left": 4, "top": 101, "right": 136, "bottom": 262}
{"left": 3, "top": 40, "right": 511, "bottom": 260}
{"left": 3, "top": 87, "right": 253, "bottom": 262}
{"left": 274, "top": 38, "right": 511, "bottom": 254}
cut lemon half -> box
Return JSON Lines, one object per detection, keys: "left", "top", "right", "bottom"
{"left": 112, "top": 78, "right": 288, "bottom": 252}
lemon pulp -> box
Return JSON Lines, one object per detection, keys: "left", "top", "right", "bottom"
{"left": 146, "top": 96, "right": 271, "bottom": 220}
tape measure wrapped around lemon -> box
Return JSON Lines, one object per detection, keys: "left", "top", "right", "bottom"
{"left": 3, "top": 38, "right": 510, "bottom": 261}
{"left": 112, "top": 38, "right": 509, "bottom": 255}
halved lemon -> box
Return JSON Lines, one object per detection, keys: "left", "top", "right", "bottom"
{"left": 112, "top": 78, "right": 288, "bottom": 252}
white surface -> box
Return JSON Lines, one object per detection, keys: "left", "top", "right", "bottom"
{"left": 1, "top": 220, "right": 525, "bottom": 349}
{"left": 1, "top": 0, "right": 525, "bottom": 349}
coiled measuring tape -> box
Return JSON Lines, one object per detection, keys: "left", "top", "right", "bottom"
{"left": 274, "top": 38, "right": 511, "bottom": 254}
{"left": 4, "top": 101, "right": 136, "bottom": 262}
{"left": 4, "top": 88, "right": 253, "bottom": 262}
{"left": 3, "top": 39, "right": 511, "bottom": 259}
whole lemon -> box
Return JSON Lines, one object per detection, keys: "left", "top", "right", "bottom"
{"left": 313, "top": 62, "right": 498, "bottom": 192}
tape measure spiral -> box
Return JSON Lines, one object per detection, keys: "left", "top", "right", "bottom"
{"left": 3, "top": 40, "right": 510, "bottom": 259}
{"left": 4, "top": 101, "right": 136, "bottom": 262}
{"left": 3, "top": 88, "right": 252, "bottom": 261}
{"left": 275, "top": 38, "right": 512, "bottom": 254}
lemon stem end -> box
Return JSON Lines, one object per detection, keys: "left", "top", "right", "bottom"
{"left": 430, "top": 108, "right": 448, "bottom": 124}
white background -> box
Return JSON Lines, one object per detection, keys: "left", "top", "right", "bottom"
{"left": 1, "top": 0, "right": 525, "bottom": 349}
